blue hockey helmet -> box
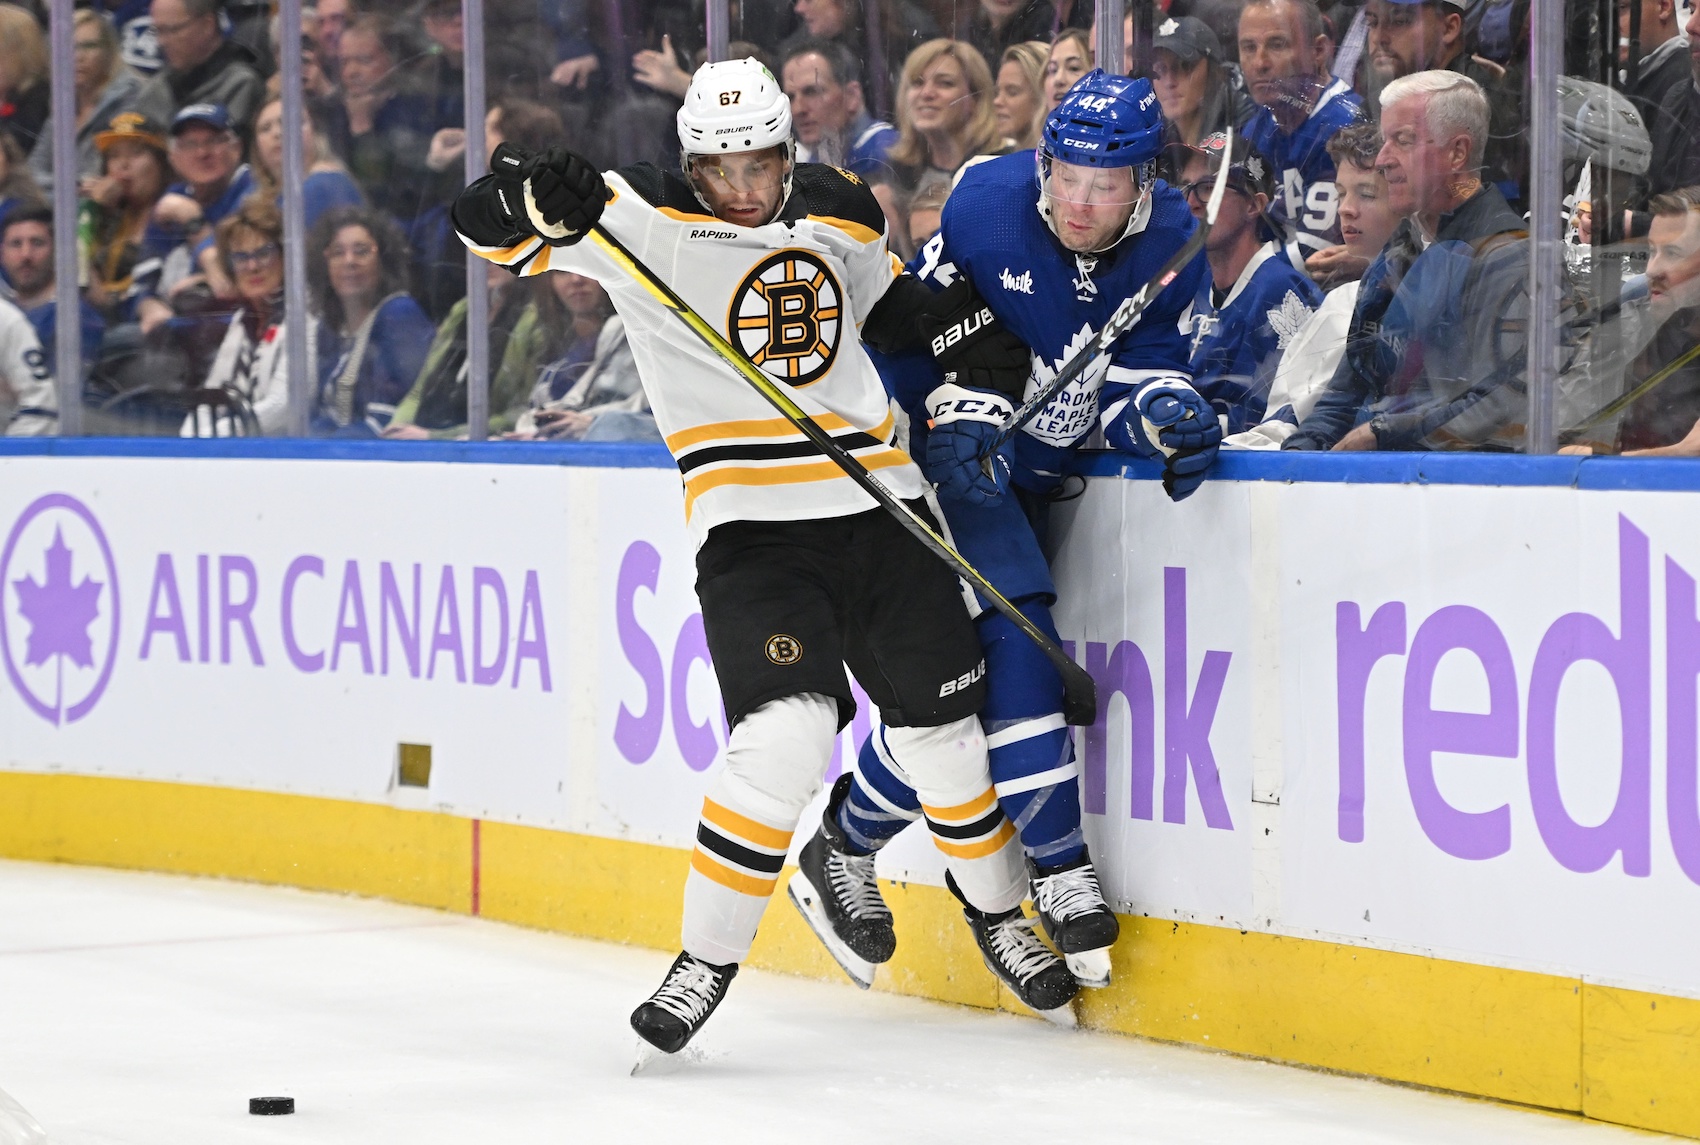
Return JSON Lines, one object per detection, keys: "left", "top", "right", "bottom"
{"left": 1039, "top": 70, "right": 1165, "bottom": 169}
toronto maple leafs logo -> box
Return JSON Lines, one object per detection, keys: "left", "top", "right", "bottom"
{"left": 0, "top": 493, "right": 121, "bottom": 725}
{"left": 1023, "top": 324, "right": 1112, "bottom": 448}
{"left": 1267, "top": 289, "right": 1314, "bottom": 351}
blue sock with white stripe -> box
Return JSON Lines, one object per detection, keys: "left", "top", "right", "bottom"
{"left": 837, "top": 726, "right": 922, "bottom": 855}
{"left": 981, "top": 605, "right": 1085, "bottom": 868}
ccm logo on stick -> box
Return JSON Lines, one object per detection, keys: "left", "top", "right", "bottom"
{"left": 938, "top": 660, "right": 987, "bottom": 697}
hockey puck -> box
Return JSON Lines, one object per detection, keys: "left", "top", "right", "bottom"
{"left": 249, "top": 1096, "right": 294, "bottom": 1116}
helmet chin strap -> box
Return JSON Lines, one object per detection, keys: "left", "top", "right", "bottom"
{"left": 682, "top": 141, "right": 797, "bottom": 223}
{"left": 1036, "top": 158, "right": 1157, "bottom": 253}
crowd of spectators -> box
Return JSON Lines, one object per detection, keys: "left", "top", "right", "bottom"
{"left": 0, "top": 0, "right": 1694, "bottom": 459}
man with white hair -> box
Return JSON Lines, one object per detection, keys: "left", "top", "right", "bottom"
{"left": 1283, "top": 70, "right": 1539, "bottom": 451}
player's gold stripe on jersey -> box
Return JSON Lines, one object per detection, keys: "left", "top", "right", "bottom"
{"left": 658, "top": 206, "right": 721, "bottom": 225}
{"left": 700, "top": 798, "right": 794, "bottom": 852}
{"left": 666, "top": 408, "right": 896, "bottom": 453}
{"left": 922, "top": 787, "right": 999, "bottom": 823}
{"left": 690, "top": 848, "right": 779, "bottom": 897}
{"left": 471, "top": 236, "right": 543, "bottom": 265}
{"left": 807, "top": 214, "right": 882, "bottom": 246}
{"left": 682, "top": 449, "right": 911, "bottom": 517}
{"left": 931, "top": 821, "right": 1017, "bottom": 860}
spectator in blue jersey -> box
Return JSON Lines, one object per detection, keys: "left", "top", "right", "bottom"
{"left": 135, "top": 103, "right": 254, "bottom": 335}
{"left": 1238, "top": 0, "right": 1366, "bottom": 257}
{"left": 27, "top": 10, "right": 141, "bottom": 195}
{"left": 99, "top": 0, "right": 165, "bottom": 76}
{"left": 129, "top": 0, "right": 265, "bottom": 138}
{"left": 1283, "top": 71, "right": 1540, "bottom": 452}
{"left": 1175, "top": 133, "right": 1323, "bottom": 432}
{"left": 0, "top": 207, "right": 106, "bottom": 384}
{"left": 1151, "top": 16, "right": 1258, "bottom": 184}
{"left": 250, "top": 96, "right": 363, "bottom": 229}
{"left": 781, "top": 40, "right": 898, "bottom": 178}
{"left": 1362, "top": 0, "right": 1525, "bottom": 208}
{"left": 306, "top": 205, "right": 435, "bottom": 436}
{"left": 1228, "top": 124, "right": 1403, "bottom": 448}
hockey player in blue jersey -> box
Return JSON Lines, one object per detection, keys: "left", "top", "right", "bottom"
{"left": 1237, "top": 0, "right": 1366, "bottom": 255}
{"left": 787, "top": 71, "right": 1220, "bottom": 1005}
{"left": 1175, "top": 133, "right": 1324, "bottom": 432}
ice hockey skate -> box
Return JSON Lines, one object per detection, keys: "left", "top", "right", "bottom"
{"left": 629, "top": 951, "right": 737, "bottom": 1066}
{"left": 947, "top": 873, "right": 1078, "bottom": 1025}
{"left": 788, "top": 774, "right": 897, "bottom": 989}
{"left": 1030, "top": 849, "right": 1120, "bottom": 988}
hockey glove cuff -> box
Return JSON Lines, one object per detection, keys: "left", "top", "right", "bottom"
{"left": 923, "top": 379, "right": 1014, "bottom": 505}
{"left": 492, "top": 143, "right": 607, "bottom": 247}
{"left": 917, "top": 279, "right": 1032, "bottom": 402}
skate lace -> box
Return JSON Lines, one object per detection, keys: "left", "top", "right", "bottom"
{"left": 1033, "top": 864, "right": 1107, "bottom": 923}
{"left": 826, "top": 851, "right": 891, "bottom": 921}
{"left": 650, "top": 959, "right": 723, "bottom": 1026}
{"left": 987, "top": 914, "right": 1058, "bottom": 985}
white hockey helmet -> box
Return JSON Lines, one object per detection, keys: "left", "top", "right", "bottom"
{"left": 677, "top": 57, "right": 793, "bottom": 156}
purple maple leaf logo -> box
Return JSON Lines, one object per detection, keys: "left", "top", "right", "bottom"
{"left": 13, "top": 527, "right": 103, "bottom": 707}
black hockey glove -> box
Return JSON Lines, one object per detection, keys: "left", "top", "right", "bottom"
{"left": 916, "top": 279, "right": 1031, "bottom": 403}
{"left": 491, "top": 142, "right": 606, "bottom": 247}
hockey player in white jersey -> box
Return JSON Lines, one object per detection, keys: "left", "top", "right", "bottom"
{"left": 453, "top": 58, "right": 1063, "bottom": 1054}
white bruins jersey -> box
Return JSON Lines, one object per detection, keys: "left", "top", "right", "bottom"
{"left": 458, "top": 162, "right": 924, "bottom": 545}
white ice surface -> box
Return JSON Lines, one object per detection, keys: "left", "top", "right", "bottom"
{"left": 0, "top": 859, "right": 1674, "bottom": 1145}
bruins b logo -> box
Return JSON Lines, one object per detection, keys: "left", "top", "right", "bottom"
{"left": 729, "top": 250, "right": 842, "bottom": 386}
{"left": 765, "top": 634, "right": 803, "bottom": 665}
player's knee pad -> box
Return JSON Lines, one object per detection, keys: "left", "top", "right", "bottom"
{"left": 715, "top": 691, "right": 839, "bottom": 824}
{"left": 882, "top": 715, "right": 989, "bottom": 806}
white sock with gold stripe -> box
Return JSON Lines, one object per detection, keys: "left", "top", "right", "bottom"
{"left": 886, "top": 717, "right": 1027, "bottom": 916}
{"left": 682, "top": 692, "right": 838, "bottom": 966}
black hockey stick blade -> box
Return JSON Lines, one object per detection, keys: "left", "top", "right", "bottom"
{"left": 585, "top": 223, "right": 1098, "bottom": 726}
{"left": 983, "top": 126, "right": 1232, "bottom": 459}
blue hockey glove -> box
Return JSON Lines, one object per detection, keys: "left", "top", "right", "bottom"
{"left": 923, "top": 379, "right": 1014, "bottom": 505}
{"left": 1132, "top": 379, "right": 1221, "bottom": 502}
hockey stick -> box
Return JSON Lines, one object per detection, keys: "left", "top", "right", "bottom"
{"left": 584, "top": 223, "right": 1099, "bottom": 726}
{"left": 1569, "top": 340, "right": 1700, "bottom": 435}
{"left": 981, "top": 126, "right": 1233, "bottom": 459}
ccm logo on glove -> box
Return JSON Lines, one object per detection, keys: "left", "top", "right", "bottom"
{"left": 926, "top": 381, "right": 1014, "bottom": 426}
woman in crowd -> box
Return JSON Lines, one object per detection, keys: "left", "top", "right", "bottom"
{"left": 307, "top": 205, "right": 434, "bottom": 436}
{"left": 0, "top": 133, "right": 42, "bottom": 230}
{"left": 186, "top": 198, "right": 292, "bottom": 435}
{"left": 510, "top": 272, "right": 651, "bottom": 442}
{"left": 992, "top": 41, "right": 1047, "bottom": 149}
{"left": 885, "top": 39, "right": 1002, "bottom": 201}
{"left": 1151, "top": 16, "right": 1255, "bottom": 184}
{"left": 384, "top": 262, "right": 553, "bottom": 439}
{"left": 251, "top": 95, "right": 363, "bottom": 229}
{"left": 28, "top": 10, "right": 140, "bottom": 194}
{"left": 1041, "top": 27, "right": 1092, "bottom": 112}
{"left": 81, "top": 112, "right": 168, "bottom": 324}
{"left": 0, "top": 5, "right": 50, "bottom": 155}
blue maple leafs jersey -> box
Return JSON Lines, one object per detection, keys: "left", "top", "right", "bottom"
{"left": 1180, "top": 242, "right": 1324, "bottom": 433}
{"left": 903, "top": 151, "right": 1207, "bottom": 486}
{"left": 1242, "top": 79, "right": 1366, "bottom": 255}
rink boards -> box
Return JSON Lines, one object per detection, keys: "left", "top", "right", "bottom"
{"left": 0, "top": 441, "right": 1698, "bottom": 1138}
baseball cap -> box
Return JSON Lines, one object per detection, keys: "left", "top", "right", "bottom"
{"left": 170, "top": 103, "right": 234, "bottom": 135}
{"left": 1153, "top": 16, "right": 1223, "bottom": 64}
{"left": 94, "top": 110, "right": 168, "bottom": 154}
